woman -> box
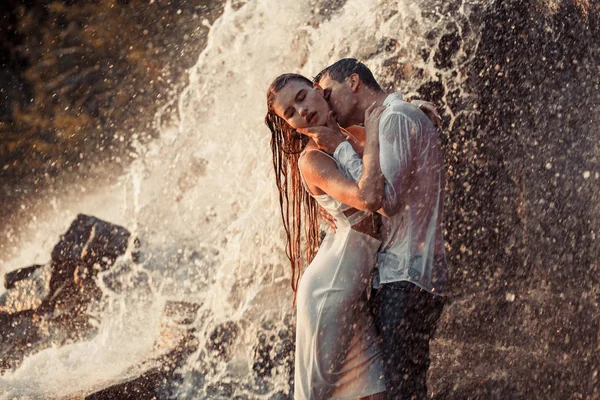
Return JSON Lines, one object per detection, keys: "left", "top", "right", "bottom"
{"left": 265, "top": 73, "right": 387, "bottom": 400}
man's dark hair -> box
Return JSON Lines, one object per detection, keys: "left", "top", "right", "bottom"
{"left": 314, "top": 58, "right": 382, "bottom": 92}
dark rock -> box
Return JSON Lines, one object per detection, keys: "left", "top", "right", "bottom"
{"left": 206, "top": 382, "right": 234, "bottom": 398}
{"left": 85, "top": 369, "right": 163, "bottom": 400}
{"left": 430, "top": 290, "right": 600, "bottom": 399}
{"left": 268, "top": 392, "right": 291, "bottom": 400}
{"left": 0, "top": 264, "right": 52, "bottom": 314}
{"left": 417, "top": 80, "right": 445, "bottom": 104}
{"left": 427, "top": 1, "right": 600, "bottom": 398}
{"left": 4, "top": 264, "right": 45, "bottom": 289}
{"left": 85, "top": 301, "right": 200, "bottom": 400}
{"left": 47, "top": 214, "right": 136, "bottom": 304}
{"left": 51, "top": 214, "right": 132, "bottom": 271}
{"left": 161, "top": 301, "right": 201, "bottom": 326}
{"left": 0, "top": 311, "right": 42, "bottom": 371}
{"left": 252, "top": 332, "right": 275, "bottom": 378}
{"left": 252, "top": 316, "right": 295, "bottom": 392}
{"left": 313, "top": 0, "right": 347, "bottom": 17}
{"left": 434, "top": 31, "right": 462, "bottom": 69}
{"left": 0, "top": 215, "right": 137, "bottom": 373}
{"left": 206, "top": 321, "right": 240, "bottom": 361}
{"left": 154, "top": 301, "right": 201, "bottom": 355}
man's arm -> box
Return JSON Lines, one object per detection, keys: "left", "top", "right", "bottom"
{"left": 333, "top": 110, "right": 419, "bottom": 217}
{"left": 298, "top": 105, "right": 386, "bottom": 213}
{"left": 333, "top": 141, "right": 404, "bottom": 217}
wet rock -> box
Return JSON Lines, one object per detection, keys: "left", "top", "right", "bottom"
{"left": 430, "top": 290, "right": 600, "bottom": 399}
{"left": 162, "top": 300, "right": 201, "bottom": 326}
{"left": 85, "top": 369, "right": 165, "bottom": 400}
{"left": 4, "top": 264, "right": 45, "bottom": 289}
{"left": 206, "top": 381, "right": 235, "bottom": 398}
{"left": 0, "top": 264, "right": 52, "bottom": 314}
{"left": 253, "top": 331, "right": 276, "bottom": 378}
{"left": 312, "top": 0, "right": 347, "bottom": 17}
{"left": 434, "top": 31, "right": 462, "bottom": 69}
{"left": 0, "top": 215, "right": 136, "bottom": 373}
{"left": 252, "top": 316, "right": 295, "bottom": 391}
{"left": 206, "top": 320, "right": 240, "bottom": 361}
{"left": 51, "top": 214, "right": 132, "bottom": 271}
{"left": 154, "top": 300, "right": 201, "bottom": 353}
{"left": 417, "top": 80, "right": 445, "bottom": 104}
{"left": 426, "top": 2, "right": 600, "bottom": 397}
{"left": 85, "top": 301, "right": 201, "bottom": 400}
{"left": 0, "top": 311, "right": 42, "bottom": 371}
{"left": 268, "top": 392, "right": 291, "bottom": 400}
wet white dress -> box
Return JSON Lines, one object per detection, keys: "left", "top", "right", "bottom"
{"left": 294, "top": 149, "right": 386, "bottom": 400}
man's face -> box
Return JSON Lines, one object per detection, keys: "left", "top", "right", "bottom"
{"left": 316, "top": 73, "right": 357, "bottom": 128}
{"left": 272, "top": 80, "right": 330, "bottom": 130}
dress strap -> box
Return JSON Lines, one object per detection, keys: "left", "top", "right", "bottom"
{"left": 300, "top": 148, "right": 339, "bottom": 163}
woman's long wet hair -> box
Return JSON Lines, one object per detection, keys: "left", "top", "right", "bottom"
{"left": 265, "top": 73, "right": 320, "bottom": 303}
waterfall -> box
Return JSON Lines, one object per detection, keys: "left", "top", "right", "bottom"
{"left": 7, "top": 0, "right": 598, "bottom": 398}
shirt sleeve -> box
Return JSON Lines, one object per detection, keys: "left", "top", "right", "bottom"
{"left": 332, "top": 141, "right": 363, "bottom": 182}
{"left": 333, "top": 110, "right": 421, "bottom": 216}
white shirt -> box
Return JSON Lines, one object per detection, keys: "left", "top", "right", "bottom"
{"left": 333, "top": 93, "right": 448, "bottom": 294}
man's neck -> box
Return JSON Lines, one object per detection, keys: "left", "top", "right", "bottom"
{"left": 351, "top": 90, "right": 389, "bottom": 125}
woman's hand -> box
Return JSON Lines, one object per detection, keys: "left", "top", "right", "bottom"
{"left": 364, "top": 102, "right": 386, "bottom": 138}
{"left": 411, "top": 100, "right": 442, "bottom": 128}
{"left": 318, "top": 206, "right": 337, "bottom": 232}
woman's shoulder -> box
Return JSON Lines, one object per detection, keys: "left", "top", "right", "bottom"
{"left": 343, "top": 125, "right": 365, "bottom": 137}
{"left": 298, "top": 146, "right": 337, "bottom": 175}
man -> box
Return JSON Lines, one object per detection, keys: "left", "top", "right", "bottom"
{"left": 298, "top": 58, "right": 448, "bottom": 399}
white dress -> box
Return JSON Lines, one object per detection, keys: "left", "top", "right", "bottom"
{"left": 294, "top": 149, "right": 386, "bottom": 400}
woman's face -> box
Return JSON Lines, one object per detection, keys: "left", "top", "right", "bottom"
{"left": 272, "top": 80, "right": 330, "bottom": 129}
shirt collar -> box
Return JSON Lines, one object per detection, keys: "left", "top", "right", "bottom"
{"left": 383, "top": 92, "right": 403, "bottom": 107}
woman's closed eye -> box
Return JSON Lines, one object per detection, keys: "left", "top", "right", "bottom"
{"left": 323, "top": 88, "right": 331, "bottom": 101}
{"left": 285, "top": 90, "right": 307, "bottom": 119}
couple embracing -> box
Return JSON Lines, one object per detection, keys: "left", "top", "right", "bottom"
{"left": 265, "top": 59, "right": 448, "bottom": 400}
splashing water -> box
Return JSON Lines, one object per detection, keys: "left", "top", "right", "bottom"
{"left": 0, "top": 0, "right": 483, "bottom": 398}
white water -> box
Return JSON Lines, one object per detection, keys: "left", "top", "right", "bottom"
{"left": 0, "top": 0, "right": 480, "bottom": 398}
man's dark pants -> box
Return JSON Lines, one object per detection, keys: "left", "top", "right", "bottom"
{"left": 370, "top": 281, "right": 445, "bottom": 400}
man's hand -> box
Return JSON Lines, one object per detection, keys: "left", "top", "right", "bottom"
{"left": 411, "top": 100, "right": 442, "bottom": 129}
{"left": 297, "top": 111, "right": 346, "bottom": 155}
{"left": 318, "top": 206, "right": 337, "bottom": 232}
{"left": 364, "top": 102, "right": 386, "bottom": 138}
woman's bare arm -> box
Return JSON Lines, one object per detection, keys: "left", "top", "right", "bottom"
{"left": 299, "top": 105, "right": 385, "bottom": 212}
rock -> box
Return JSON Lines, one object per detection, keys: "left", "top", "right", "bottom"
{"left": 0, "top": 215, "right": 138, "bottom": 374}
{"left": 84, "top": 369, "right": 165, "bottom": 400}
{"left": 252, "top": 315, "right": 295, "bottom": 390}
{"left": 51, "top": 214, "right": 132, "bottom": 271}
{"left": 4, "top": 264, "right": 45, "bottom": 289}
{"left": 206, "top": 321, "right": 240, "bottom": 361}
{"left": 84, "top": 301, "right": 201, "bottom": 400}
{"left": 430, "top": 288, "right": 600, "bottom": 399}
{"left": 0, "top": 311, "right": 43, "bottom": 371}
{"left": 154, "top": 300, "right": 201, "bottom": 354}
{"left": 48, "top": 215, "right": 137, "bottom": 309}
{"left": 161, "top": 301, "right": 201, "bottom": 326}
{"left": 252, "top": 332, "right": 275, "bottom": 378}
{"left": 0, "top": 264, "right": 52, "bottom": 314}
